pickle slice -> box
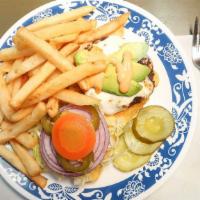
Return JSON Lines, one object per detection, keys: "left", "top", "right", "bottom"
{"left": 124, "top": 121, "right": 162, "bottom": 155}
{"left": 135, "top": 105, "right": 175, "bottom": 142}
{"left": 83, "top": 106, "right": 100, "bottom": 130}
{"left": 113, "top": 136, "right": 150, "bottom": 172}
{"left": 132, "top": 120, "right": 155, "bottom": 144}
{"left": 113, "top": 136, "right": 127, "bottom": 157}
{"left": 57, "top": 152, "right": 94, "bottom": 173}
{"left": 41, "top": 116, "right": 53, "bottom": 135}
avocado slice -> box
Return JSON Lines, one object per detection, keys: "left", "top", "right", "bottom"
{"left": 74, "top": 49, "right": 89, "bottom": 65}
{"left": 111, "top": 42, "right": 149, "bottom": 62}
{"left": 102, "top": 64, "right": 142, "bottom": 97}
{"left": 75, "top": 46, "right": 104, "bottom": 65}
{"left": 132, "top": 61, "right": 151, "bottom": 82}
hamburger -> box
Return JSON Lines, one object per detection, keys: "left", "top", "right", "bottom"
{"left": 74, "top": 30, "right": 158, "bottom": 138}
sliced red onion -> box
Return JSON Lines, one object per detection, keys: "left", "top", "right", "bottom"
{"left": 40, "top": 105, "right": 110, "bottom": 177}
{"left": 40, "top": 132, "right": 82, "bottom": 177}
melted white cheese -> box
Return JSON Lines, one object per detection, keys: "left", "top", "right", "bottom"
{"left": 95, "top": 36, "right": 124, "bottom": 55}
{"left": 95, "top": 29, "right": 143, "bottom": 56}
{"left": 86, "top": 78, "right": 153, "bottom": 115}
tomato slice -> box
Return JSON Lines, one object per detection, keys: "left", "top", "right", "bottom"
{"left": 52, "top": 112, "right": 96, "bottom": 160}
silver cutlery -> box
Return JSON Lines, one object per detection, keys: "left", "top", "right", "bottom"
{"left": 192, "top": 17, "right": 200, "bottom": 69}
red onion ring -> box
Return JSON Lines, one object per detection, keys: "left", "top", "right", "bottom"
{"left": 40, "top": 105, "right": 110, "bottom": 177}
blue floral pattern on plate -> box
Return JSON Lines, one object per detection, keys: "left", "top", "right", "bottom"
{"left": 0, "top": 0, "right": 193, "bottom": 199}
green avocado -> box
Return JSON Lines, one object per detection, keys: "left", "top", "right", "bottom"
{"left": 111, "top": 42, "right": 149, "bottom": 62}
{"left": 132, "top": 61, "right": 151, "bottom": 82}
{"left": 74, "top": 49, "right": 89, "bottom": 65}
{"left": 102, "top": 64, "right": 142, "bottom": 97}
{"left": 75, "top": 42, "right": 150, "bottom": 97}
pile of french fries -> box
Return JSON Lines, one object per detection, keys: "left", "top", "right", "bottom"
{"left": 0, "top": 6, "right": 129, "bottom": 188}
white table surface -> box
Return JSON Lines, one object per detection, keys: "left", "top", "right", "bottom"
{"left": 0, "top": 35, "right": 199, "bottom": 200}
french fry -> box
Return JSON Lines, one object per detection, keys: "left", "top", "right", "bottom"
{"left": 11, "top": 77, "right": 22, "bottom": 98}
{"left": 0, "top": 130, "right": 37, "bottom": 149}
{"left": 17, "top": 28, "right": 74, "bottom": 72}
{"left": 50, "top": 33, "right": 79, "bottom": 44}
{"left": 66, "top": 54, "right": 75, "bottom": 64}
{"left": 31, "top": 175, "right": 47, "bottom": 189}
{"left": 47, "top": 97, "right": 59, "bottom": 118}
{"left": 11, "top": 62, "right": 56, "bottom": 108}
{"left": 10, "top": 106, "right": 35, "bottom": 122}
{"left": 34, "top": 20, "right": 93, "bottom": 40}
{"left": 77, "top": 17, "right": 85, "bottom": 22}
{"left": 0, "top": 109, "right": 4, "bottom": 124}
{"left": 23, "top": 61, "right": 106, "bottom": 106}
{"left": 0, "top": 62, "right": 12, "bottom": 73}
{"left": 111, "top": 26, "right": 124, "bottom": 36}
{"left": 39, "top": 70, "right": 61, "bottom": 93}
{"left": 1, "top": 121, "right": 13, "bottom": 131}
{"left": 7, "top": 81, "right": 14, "bottom": 96}
{"left": 7, "top": 41, "right": 77, "bottom": 83}
{"left": 6, "top": 54, "right": 46, "bottom": 83}
{"left": 27, "top": 6, "right": 95, "bottom": 31}
{"left": 7, "top": 41, "right": 78, "bottom": 83}
{"left": 45, "top": 40, "right": 79, "bottom": 60}
{"left": 0, "top": 144, "right": 27, "bottom": 174}
{"left": 1, "top": 122, "right": 34, "bottom": 148}
{"left": 79, "top": 72, "right": 104, "bottom": 92}
{"left": 12, "top": 58, "right": 24, "bottom": 70}
{"left": 14, "top": 35, "right": 28, "bottom": 50}
{"left": 9, "top": 59, "right": 25, "bottom": 87}
{"left": 28, "top": 64, "right": 43, "bottom": 77}
{"left": 68, "top": 84, "right": 82, "bottom": 93}
{"left": 0, "top": 102, "right": 47, "bottom": 144}
{"left": 49, "top": 41, "right": 64, "bottom": 50}
{"left": 0, "top": 47, "right": 34, "bottom": 61}
{"left": 45, "top": 69, "right": 61, "bottom": 81}
{"left": 10, "top": 140, "right": 41, "bottom": 176}
{"left": 66, "top": 49, "right": 78, "bottom": 65}
{"left": 77, "top": 30, "right": 93, "bottom": 44}
{"left": 55, "top": 89, "right": 99, "bottom": 106}
{"left": 0, "top": 144, "right": 47, "bottom": 188}
{"left": 67, "top": 20, "right": 97, "bottom": 45}
{"left": 60, "top": 43, "right": 79, "bottom": 57}
{"left": 0, "top": 73, "right": 15, "bottom": 119}
{"left": 77, "top": 13, "right": 129, "bottom": 43}
{"left": 15, "top": 132, "right": 37, "bottom": 149}
{"left": 91, "top": 20, "right": 97, "bottom": 29}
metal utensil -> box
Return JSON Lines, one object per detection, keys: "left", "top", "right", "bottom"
{"left": 192, "top": 17, "right": 200, "bottom": 69}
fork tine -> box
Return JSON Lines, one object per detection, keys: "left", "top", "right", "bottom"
{"left": 193, "top": 16, "right": 199, "bottom": 47}
{"left": 198, "top": 25, "right": 200, "bottom": 50}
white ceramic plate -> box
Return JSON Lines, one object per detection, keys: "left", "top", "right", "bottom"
{"left": 0, "top": 0, "right": 197, "bottom": 199}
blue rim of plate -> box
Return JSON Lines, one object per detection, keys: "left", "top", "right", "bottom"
{"left": 0, "top": 0, "right": 197, "bottom": 200}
